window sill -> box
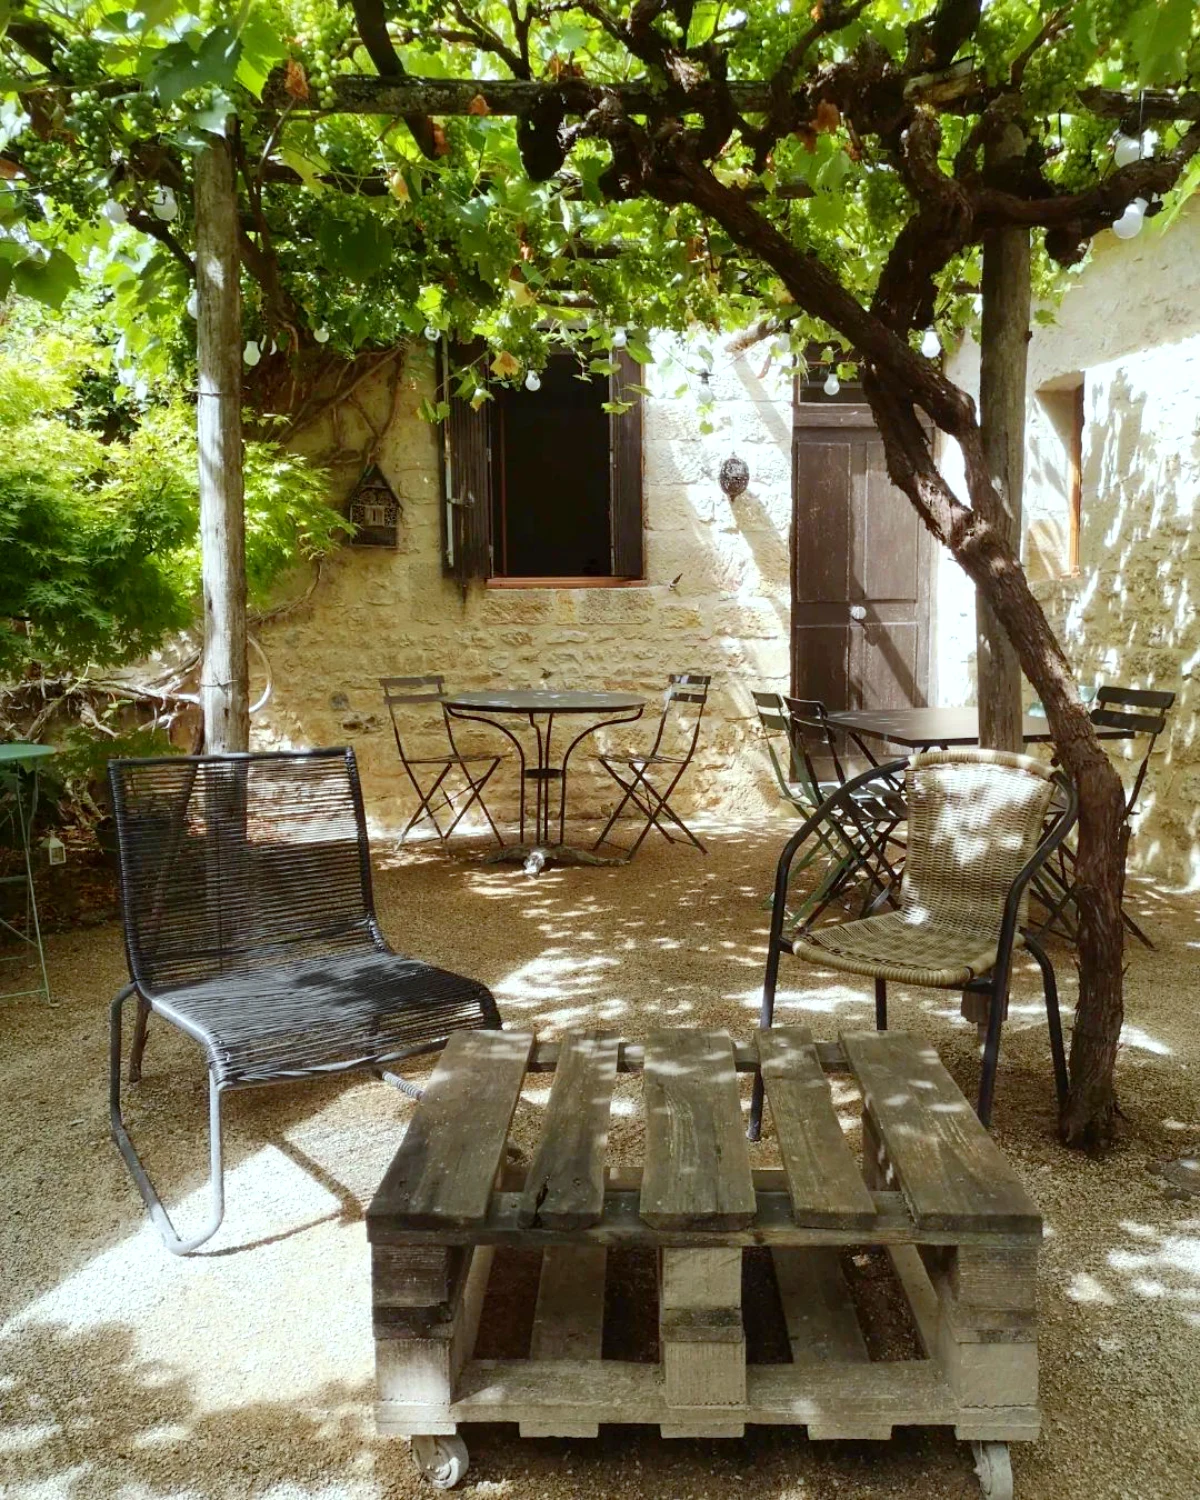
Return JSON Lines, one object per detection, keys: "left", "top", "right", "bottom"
{"left": 486, "top": 576, "right": 648, "bottom": 590}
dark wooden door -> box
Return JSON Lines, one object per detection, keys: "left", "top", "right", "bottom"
{"left": 792, "top": 401, "right": 932, "bottom": 712}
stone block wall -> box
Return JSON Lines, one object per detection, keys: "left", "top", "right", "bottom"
{"left": 253, "top": 340, "right": 795, "bottom": 838}
{"left": 942, "top": 202, "right": 1200, "bottom": 885}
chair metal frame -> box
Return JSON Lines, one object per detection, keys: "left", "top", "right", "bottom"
{"left": 752, "top": 692, "right": 906, "bottom": 926}
{"left": 381, "top": 675, "right": 505, "bottom": 846}
{"left": 1033, "top": 684, "right": 1175, "bottom": 948}
{"left": 592, "top": 672, "right": 711, "bottom": 859}
{"left": 108, "top": 747, "right": 501, "bottom": 1255}
{"left": 749, "top": 755, "right": 1078, "bottom": 1140}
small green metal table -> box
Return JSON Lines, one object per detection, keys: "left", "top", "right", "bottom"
{"left": 0, "top": 742, "right": 55, "bottom": 1002}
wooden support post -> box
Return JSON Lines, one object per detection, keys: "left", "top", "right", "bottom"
{"left": 195, "top": 130, "right": 249, "bottom": 754}
{"left": 975, "top": 123, "right": 1030, "bottom": 756}
{"left": 659, "top": 1248, "right": 746, "bottom": 1437}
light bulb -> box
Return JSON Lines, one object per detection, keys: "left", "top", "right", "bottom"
{"left": 151, "top": 185, "right": 178, "bottom": 222}
{"left": 771, "top": 337, "right": 790, "bottom": 357}
{"left": 243, "top": 339, "right": 261, "bottom": 367}
{"left": 920, "top": 327, "right": 941, "bottom": 359}
{"left": 423, "top": 324, "right": 440, "bottom": 342}
{"left": 117, "top": 366, "right": 136, "bottom": 387}
{"left": 101, "top": 199, "right": 127, "bottom": 226}
{"left": 1113, "top": 134, "right": 1143, "bottom": 168}
{"left": 1111, "top": 197, "right": 1146, "bottom": 240}
{"left": 612, "top": 326, "right": 627, "bottom": 349}
{"left": 185, "top": 287, "right": 198, "bottom": 319}
{"left": 823, "top": 372, "right": 840, "bottom": 396}
{"left": 524, "top": 370, "right": 541, "bottom": 392}
{"left": 313, "top": 325, "right": 329, "bottom": 344}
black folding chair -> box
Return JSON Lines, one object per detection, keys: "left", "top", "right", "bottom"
{"left": 753, "top": 692, "right": 905, "bottom": 925}
{"left": 593, "top": 672, "right": 710, "bottom": 859}
{"left": 1033, "top": 684, "right": 1175, "bottom": 948}
{"left": 108, "top": 748, "right": 501, "bottom": 1254}
{"left": 381, "top": 675, "right": 505, "bottom": 846}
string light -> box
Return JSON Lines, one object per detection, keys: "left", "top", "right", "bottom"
{"left": 524, "top": 370, "right": 541, "bottom": 392}
{"left": 243, "top": 339, "right": 262, "bottom": 367}
{"left": 423, "top": 325, "right": 440, "bottom": 341}
{"left": 920, "top": 327, "right": 941, "bottom": 359}
{"left": 1113, "top": 134, "right": 1143, "bottom": 168}
{"left": 612, "top": 326, "right": 628, "bottom": 349}
{"left": 823, "top": 371, "right": 840, "bottom": 396}
{"left": 1112, "top": 197, "right": 1147, "bottom": 240}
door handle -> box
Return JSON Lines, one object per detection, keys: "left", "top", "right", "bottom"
{"left": 849, "top": 605, "right": 867, "bottom": 622}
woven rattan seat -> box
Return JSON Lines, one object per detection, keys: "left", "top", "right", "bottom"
{"left": 751, "top": 749, "right": 1077, "bottom": 1137}
{"left": 795, "top": 911, "right": 1010, "bottom": 987}
{"left": 107, "top": 747, "right": 500, "bottom": 1254}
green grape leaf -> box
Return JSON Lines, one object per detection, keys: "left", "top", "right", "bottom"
{"left": 11, "top": 248, "right": 80, "bottom": 309}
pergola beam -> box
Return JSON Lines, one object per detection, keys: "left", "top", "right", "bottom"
{"left": 267, "top": 74, "right": 775, "bottom": 116}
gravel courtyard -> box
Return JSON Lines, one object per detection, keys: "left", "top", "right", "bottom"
{"left": 2, "top": 825, "right": 1198, "bottom": 1500}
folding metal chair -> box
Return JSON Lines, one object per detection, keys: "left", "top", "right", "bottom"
{"left": 381, "top": 676, "right": 505, "bottom": 846}
{"left": 107, "top": 748, "right": 501, "bottom": 1254}
{"left": 593, "top": 672, "right": 710, "bottom": 859}
{"left": 753, "top": 692, "right": 906, "bottom": 926}
{"left": 1033, "top": 684, "right": 1175, "bottom": 948}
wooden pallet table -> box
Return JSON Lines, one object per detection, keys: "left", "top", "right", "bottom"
{"left": 367, "top": 1026, "right": 1042, "bottom": 1498}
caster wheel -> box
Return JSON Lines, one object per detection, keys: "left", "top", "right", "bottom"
{"left": 972, "top": 1440, "right": 1013, "bottom": 1500}
{"left": 411, "top": 1434, "right": 469, "bottom": 1490}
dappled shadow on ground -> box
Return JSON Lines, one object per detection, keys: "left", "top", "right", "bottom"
{"left": 3, "top": 822, "right": 1199, "bottom": 1498}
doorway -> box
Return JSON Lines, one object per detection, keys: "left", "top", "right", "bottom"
{"left": 791, "top": 386, "right": 933, "bottom": 712}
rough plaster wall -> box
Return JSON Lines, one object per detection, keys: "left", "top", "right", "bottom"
{"left": 252, "top": 341, "right": 794, "bottom": 836}
{"left": 942, "top": 202, "right": 1200, "bottom": 885}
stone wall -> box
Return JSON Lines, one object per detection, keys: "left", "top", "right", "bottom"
{"left": 253, "top": 339, "right": 795, "bottom": 838}
{"left": 254, "top": 203, "right": 1200, "bottom": 879}
{"left": 942, "top": 201, "right": 1200, "bottom": 885}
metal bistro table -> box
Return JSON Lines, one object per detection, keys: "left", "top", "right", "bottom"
{"left": 442, "top": 689, "right": 645, "bottom": 870}
{"left": 0, "top": 742, "right": 55, "bottom": 1002}
{"left": 824, "top": 706, "right": 1131, "bottom": 751}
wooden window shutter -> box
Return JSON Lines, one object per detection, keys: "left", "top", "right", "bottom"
{"left": 609, "top": 349, "right": 644, "bottom": 579}
{"left": 440, "top": 341, "right": 493, "bottom": 588}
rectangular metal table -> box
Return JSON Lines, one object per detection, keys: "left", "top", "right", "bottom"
{"left": 368, "top": 1027, "right": 1039, "bottom": 1498}
{"left": 825, "top": 706, "right": 1130, "bottom": 749}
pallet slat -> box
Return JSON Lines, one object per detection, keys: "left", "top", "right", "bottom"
{"left": 841, "top": 1030, "right": 1041, "bottom": 1235}
{"left": 757, "top": 1028, "right": 877, "bottom": 1229}
{"left": 641, "top": 1029, "right": 756, "bottom": 1230}
{"left": 520, "top": 1030, "right": 619, "bottom": 1229}
{"left": 771, "top": 1248, "right": 869, "bottom": 1364}
{"left": 368, "top": 1030, "right": 533, "bottom": 1230}
{"left": 522, "top": 1246, "right": 608, "bottom": 1437}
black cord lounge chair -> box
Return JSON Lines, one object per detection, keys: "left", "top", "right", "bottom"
{"left": 108, "top": 747, "right": 500, "bottom": 1254}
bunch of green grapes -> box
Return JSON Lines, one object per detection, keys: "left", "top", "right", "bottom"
{"left": 292, "top": 0, "right": 357, "bottom": 101}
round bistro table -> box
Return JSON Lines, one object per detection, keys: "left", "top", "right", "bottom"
{"left": 442, "top": 689, "right": 645, "bottom": 870}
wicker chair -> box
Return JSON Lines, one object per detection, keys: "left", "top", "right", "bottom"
{"left": 108, "top": 748, "right": 500, "bottom": 1254}
{"left": 750, "top": 749, "right": 1077, "bottom": 1138}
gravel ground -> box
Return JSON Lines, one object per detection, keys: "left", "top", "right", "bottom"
{"left": 2, "top": 823, "right": 1198, "bottom": 1500}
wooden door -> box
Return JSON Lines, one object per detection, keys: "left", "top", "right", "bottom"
{"left": 792, "top": 400, "right": 932, "bottom": 712}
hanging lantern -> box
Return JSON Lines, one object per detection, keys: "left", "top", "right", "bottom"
{"left": 719, "top": 454, "right": 750, "bottom": 500}
{"left": 348, "top": 463, "right": 402, "bottom": 547}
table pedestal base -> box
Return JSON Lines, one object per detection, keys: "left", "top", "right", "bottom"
{"left": 482, "top": 843, "right": 629, "bottom": 874}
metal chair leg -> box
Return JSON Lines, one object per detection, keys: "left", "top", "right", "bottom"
{"left": 1024, "top": 932, "right": 1069, "bottom": 1111}
{"left": 128, "top": 994, "right": 152, "bottom": 1083}
{"left": 976, "top": 977, "right": 1006, "bottom": 1128}
{"left": 748, "top": 939, "right": 783, "bottom": 1143}
{"left": 110, "top": 985, "right": 226, "bottom": 1255}
{"left": 875, "top": 976, "right": 888, "bottom": 1030}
